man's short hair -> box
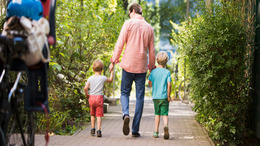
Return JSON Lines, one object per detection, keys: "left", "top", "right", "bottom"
{"left": 92, "top": 60, "right": 104, "bottom": 72}
{"left": 156, "top": 51, "right": 169, "bottom": 66}
{"left": 129, "top": 3, "right": 142, "bottom": 15}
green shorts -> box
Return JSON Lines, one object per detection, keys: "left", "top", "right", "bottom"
{"left": 153, "top": 99, "right": 169, "bottom": 116}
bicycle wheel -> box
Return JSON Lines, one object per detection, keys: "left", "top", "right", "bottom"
{"left": 6, "top": 85, "right": 36, "bottom": 146}
{"left": 178, "top": 78, "right": 191, "bottom": 104}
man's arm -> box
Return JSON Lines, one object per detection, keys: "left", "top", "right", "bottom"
{"left": 148, "top": 28, "right": 156, "bottom": 72}
{"left": 110, "top": 22, "right": 129, "bottom": 71}
{"left": 167, "top": 82, "right": 172, "bottom": 102}
{"left": 84, "top": 83, "right": 90, "bottom": 99}
{"left": 111, "top": 22, "right": 128, "bottom": 64}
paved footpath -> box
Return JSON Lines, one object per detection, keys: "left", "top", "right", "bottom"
{"left": 35, "top": 99, "right": 214, "bottom": 146}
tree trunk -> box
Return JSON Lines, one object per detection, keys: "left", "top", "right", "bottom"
{"left": 186, "top": 0, "right": 190, "bottom": 20}
{"left": 206, "top": 0, "right": 213, "bottom": 12}
{"left": 79, "top": 0, "right": 83, "bottom": 62}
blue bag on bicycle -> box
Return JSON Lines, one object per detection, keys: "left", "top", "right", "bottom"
{"left": 7, "top": 0, "right": 43, "bottom": 20}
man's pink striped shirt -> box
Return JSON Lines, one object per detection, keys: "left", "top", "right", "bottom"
{"left": 111, "top": 15, "right": 156, "bottom": 73}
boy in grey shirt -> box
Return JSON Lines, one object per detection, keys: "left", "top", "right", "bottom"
{"left": 84, "top": 60, "right": 113, "bottom": 137}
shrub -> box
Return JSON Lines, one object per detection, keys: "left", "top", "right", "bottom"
{"left": 171, "top": 2, "right": 254, "bottom": 144}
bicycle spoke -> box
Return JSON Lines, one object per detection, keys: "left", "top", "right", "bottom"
{"left": 0, "top": 69, "right": 5, "bottom": 83}
{"left": 8, "top": 72, "right": 22, "bottom": 103}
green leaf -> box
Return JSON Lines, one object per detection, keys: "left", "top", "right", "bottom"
{"left": 50, "top": 62, "right": 62, "bottom": 71}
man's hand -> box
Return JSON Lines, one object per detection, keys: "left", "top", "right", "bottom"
{"left": 109, "top": 63, "right": 114, "bottom": 72}
{"left": 148, "top": 65, "right": 156, "bottom": 73}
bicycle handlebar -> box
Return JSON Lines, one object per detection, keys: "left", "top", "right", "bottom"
{"left": 0, "top": 35, "right": 27, "bottom": 47}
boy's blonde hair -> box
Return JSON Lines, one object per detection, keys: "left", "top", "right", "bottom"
{"left": 156, "top": 51, "right": 169, "bottom": 66}
{"left": 92, "top": 60, "right": 104, "bottom": 72}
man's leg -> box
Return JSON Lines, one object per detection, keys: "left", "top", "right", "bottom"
{"left": 121, "top": 69, "right": 134, "bottom": 135}
{"left": 120, "top": 69, "right": 134, "bottom": 118}
{"left": 132, "top": 72, "right": 146, "bottom": 136}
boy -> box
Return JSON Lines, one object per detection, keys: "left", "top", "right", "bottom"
{"left": 84, "top": 59, "right": 113, "bottom": 137}
{"left": 148, "top": 51, "right": 172, "bottom": 139}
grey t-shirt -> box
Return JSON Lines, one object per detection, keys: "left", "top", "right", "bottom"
{"left": 87, "top": 75, "right": 108, "bottom": 95}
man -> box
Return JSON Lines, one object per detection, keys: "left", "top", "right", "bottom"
{"left": 109, "top": 3, "right": 156, "bottom": 137}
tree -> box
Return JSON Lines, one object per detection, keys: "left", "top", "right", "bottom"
{"left": 159, "top": 0, "right": 198, "bottom": 44}
{"left": 171, "top": 1, "right": 255, "bottom": 144}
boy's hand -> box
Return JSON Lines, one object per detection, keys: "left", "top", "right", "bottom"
{"left": 167, "top": 97, "right": 172, "bottom": 102}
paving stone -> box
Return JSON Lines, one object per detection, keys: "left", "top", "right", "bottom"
{"left": 35, "top": 100, "right": 213, "bottom": 146}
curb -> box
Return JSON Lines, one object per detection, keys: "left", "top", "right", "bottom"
{"left": 201, "top": 125, "right": 215, "bottom": 146}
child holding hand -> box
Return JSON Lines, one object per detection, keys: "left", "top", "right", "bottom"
{"left": 148, "top": 51, "right": 172, "bottom": 139}
{"left": 84, "top": 60, "right": 113, "bottom": 137}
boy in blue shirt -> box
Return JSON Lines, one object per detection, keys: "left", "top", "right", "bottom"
{"left": 148, "top": 51, "right": 172, "bottom": 139}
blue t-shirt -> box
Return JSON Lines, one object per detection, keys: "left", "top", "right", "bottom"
{"left": 148, "top": 68, "right": 171, "bottom": 99}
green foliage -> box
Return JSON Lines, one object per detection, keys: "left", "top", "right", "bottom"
{"left": 36, "top": 94, "right": 73, "bottom": 134}
{"left": 171, "top": 1, "right": 254, "bottom": 144}
{"left": 160, "top": 0, "right": 192, "bottom": 33}
{"left": 0, "top": 0, "right": 7, "bottom": 32}
{"left": 0, "top": 15, "right": 4, "bottom": 32}
{"left": 141, "top": 0, "right": 160, "bottom": 49}
{"left": 159, "top": 0, "right": 198, "bottom": 44}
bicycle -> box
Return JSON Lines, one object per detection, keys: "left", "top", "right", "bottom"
{"left": 0, "top": 34, "right": 38, "bottom": 146}
{"left": 0, "top": 0, "right": 56, "bottom": 145}
{"left": 178, "top": 78, "right": 193, "bottom": 105}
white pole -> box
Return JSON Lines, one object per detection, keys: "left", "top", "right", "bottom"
{"left": 113, "top": 66, "right": 115, "bottom": 99}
